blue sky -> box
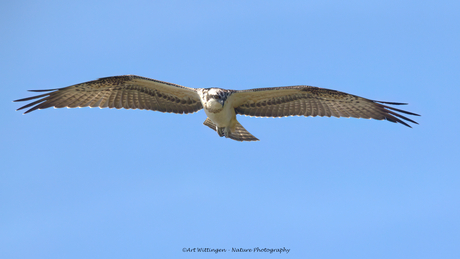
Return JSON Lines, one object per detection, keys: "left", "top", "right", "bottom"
{"left": 2, "top": 1, "right": 459, "bottom": 258}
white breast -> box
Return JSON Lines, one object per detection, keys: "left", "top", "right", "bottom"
{"left": 206, "top": 99, "right": 223, "bottom": 111}
{"left": 198, "top": 88, "right": 236, "bottom": 128}
{"left": 204, "top": 102, "right": 236, "bottom": 128}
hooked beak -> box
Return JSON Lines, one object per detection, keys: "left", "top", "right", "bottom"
{"left": 218, "top": 99, "right": 225, "bottom": 107}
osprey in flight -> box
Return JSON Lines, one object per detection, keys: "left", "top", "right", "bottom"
{"left": 15, "top": 75, "right": 419, "bottom": 141}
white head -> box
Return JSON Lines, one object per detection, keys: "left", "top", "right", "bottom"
{"left": 199, "top": 88, "right": 230, "bottom": 113}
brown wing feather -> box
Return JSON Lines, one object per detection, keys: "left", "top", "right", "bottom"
{"left": 231, "top": 85, "right": 420, "bottom": 127}
{"left": 14, "top": 75, "right": 203, "bottom": 114}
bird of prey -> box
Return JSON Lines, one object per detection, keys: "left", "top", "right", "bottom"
{"left": 15, "top": 75, "right": 419, "bottom": 141}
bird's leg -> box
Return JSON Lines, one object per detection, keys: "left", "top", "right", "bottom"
{"left": 217, "top": 127, "right": 231, "bottom": 138}
{"left": 223, "top": 127, "right": 231, "bottom": 138}
{"left": 217, "top": 127, "right": 225, "bottom": 137}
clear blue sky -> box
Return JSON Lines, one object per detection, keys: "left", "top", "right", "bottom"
{"left": 2, "top": 1, "right": 459, "bottom": 258}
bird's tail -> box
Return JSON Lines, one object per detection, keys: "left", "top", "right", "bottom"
{"left": 203, "top": 117, "right": 259, "bottom": 142}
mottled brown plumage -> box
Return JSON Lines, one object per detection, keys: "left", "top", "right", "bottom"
{"left": 231, "top": 86, "right": 419, "bottom": 127}
{"left": 14, "top": 75, "right": 420, "bottom": 141}
{"left": 15, "top": 75, "right": 202, "bottom": 114}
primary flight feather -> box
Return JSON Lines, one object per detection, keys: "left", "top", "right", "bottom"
{"left": 15, "top": 75, "right": 420, "bottom": 141}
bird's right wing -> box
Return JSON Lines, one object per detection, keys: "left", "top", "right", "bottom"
{"left": 14, "top": 75, "right": 203, "bottom": 114}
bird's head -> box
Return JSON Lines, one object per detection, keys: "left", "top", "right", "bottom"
{"left": 202, "top": 88, "right": 229, "bottom": 112}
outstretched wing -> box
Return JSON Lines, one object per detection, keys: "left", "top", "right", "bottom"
{"left": 230, "top": 86, "right": 420, "bottom": 127}
{"left": 14, "top": 75, "right": 203, "bottom": 114}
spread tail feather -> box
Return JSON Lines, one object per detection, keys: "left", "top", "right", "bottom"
{"left": 203, "top": 117, "right": 217, "bottom": 131}
{"left": 203, "top": 118, "right": 259, "bottom": 142}
{"left": 230, "top": 121, "right": 259, "bottom": 142}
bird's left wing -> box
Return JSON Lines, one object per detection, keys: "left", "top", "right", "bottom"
{"left": 15, "top": 75, "right": 203, "bottom": 114}
{"left": 230, "top": 85, "right": 420, "bottom": 127}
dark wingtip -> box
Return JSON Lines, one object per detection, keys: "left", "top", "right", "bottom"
{"left": 375, "top": 100, "right": 408, "bottom": 105}
{"left": 28, "top": 89, "right": 57, "bottom": 92}
{"left": 373, "top": 101, "right": 420, "bottom": 128}
{"left": 14, "top": 93, "right": 51, "bottom": 103}
{"left": 380, "top": 104, "right": 421, "bottom": 117}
